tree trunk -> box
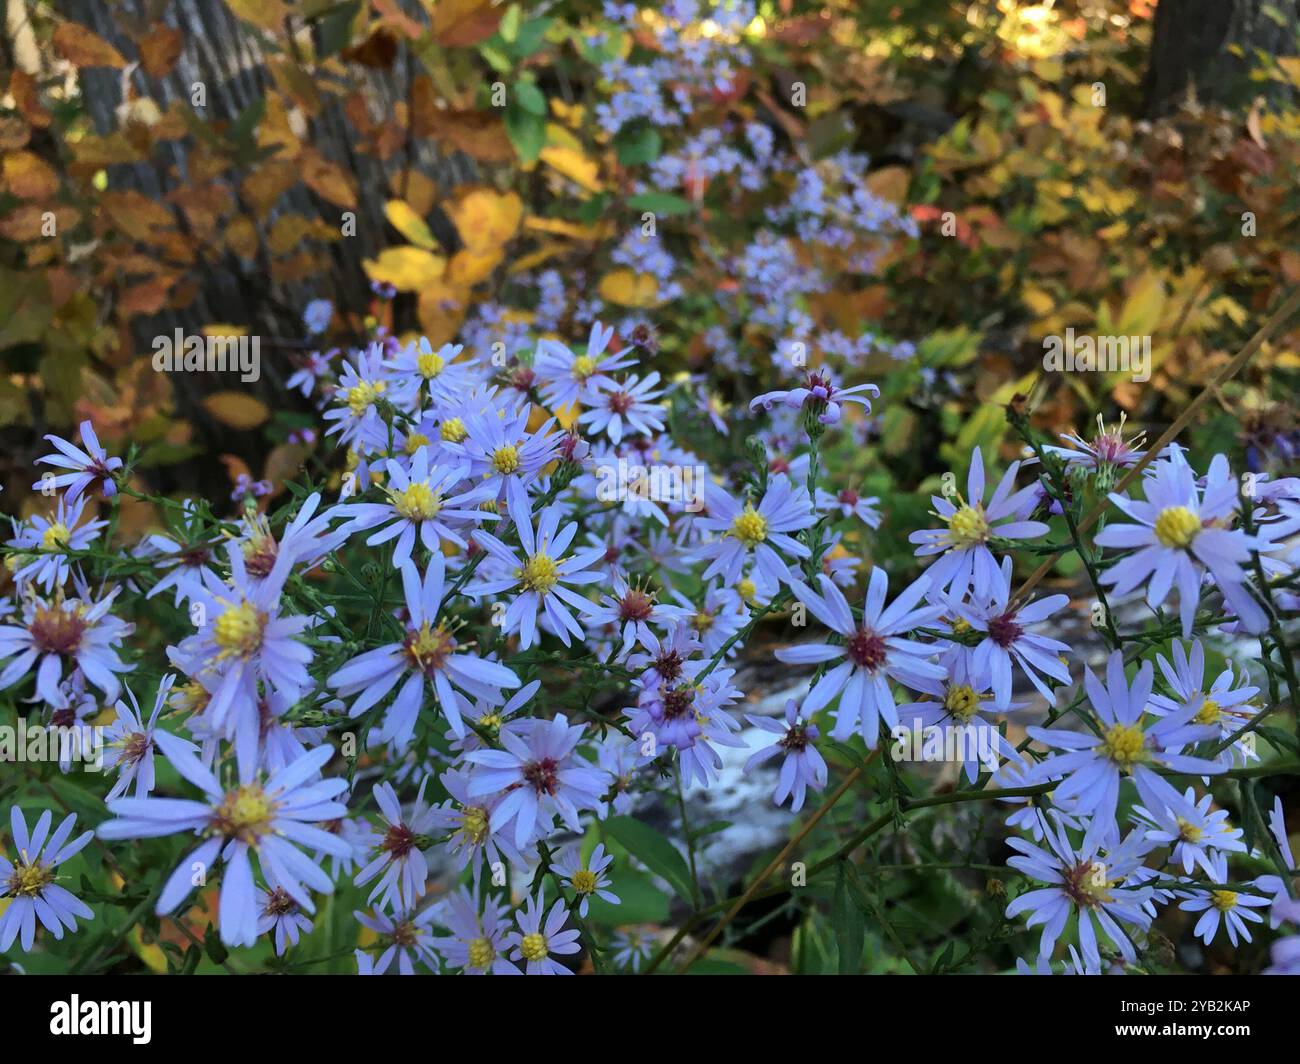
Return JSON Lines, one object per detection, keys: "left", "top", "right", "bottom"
{"left": 49, "top": 0, "right": 476, "bottom": 491}
{"left": 1143, "top": 0, "right": 1300, "bottom": 116}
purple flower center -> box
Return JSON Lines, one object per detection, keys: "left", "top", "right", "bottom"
{"left": 523, "top": 757, "right": 560, "bottom": 796}
{"left": 988, "top": 612, "right": 1023, "bottom": 648}
{"left": 31, "top": 604, "right": 88, "bottom": 656}
{"left": 846, "top": 628, "right": 887, "bottom": 671}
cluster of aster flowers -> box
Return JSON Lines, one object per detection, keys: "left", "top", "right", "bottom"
{"left": 1, "top": 304, "right": 1298, "bottom": 975}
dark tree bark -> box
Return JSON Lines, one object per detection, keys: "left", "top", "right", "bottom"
{"left": 50, "top": 0, "right": 476, "bottom": 489}
{"left": 1143, "top": 0, "right": 1300, "bottom": 116}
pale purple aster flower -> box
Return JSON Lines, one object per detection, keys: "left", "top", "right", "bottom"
{"left": 1133, "top": 786, "right": 1245, "bottom": 878}
{"left": 750, "top": 367, "right": 879, "bottom": 426}
{"left": 470, "top": 495, "right": 606, "bottom": 651}
{"left": 428, "top": 768, "right": 525, "bottom": 880}
{"left": 627, "top": 664, "right": 746, "bottom": 787}
{"left": 1005, "top": 814, "right": 1155, "bottom": 970}
{"left": 1254, "top": 796, "right": 1296, "bottom": 928}
{"left": 0, "top": 584, "right": 133, "bottom": 707}
{"left": 233, "top": 492, "right": 347, "bottom": 583}
{"left": 1264, "top": 899, "right": 1300, "bottom": 974}
{"left": 0, "top": 808, "right": 94, "bottom": 951}
{"left": 432, "top": 886, "right": 519, "bottom": 974}
{"left": 256, "top": 886, "right": 313, "bottom": 955}
{"left": 98, "top": 736, "right": 351, "bottom": 947}
{"left": 895, "top": 658, "right": 1020, "bottom": 784}
{"left": 909, "top": 446, "right": 1048, "bottom": 600}
{"left": 553, "top": 843, "right": 619, "bottom": 917}
{"left": 579, "top": 372, "right": 665, "bottom": 444}
{"left": 354, "top": 905, "right": 440, "bottom": 974}
{"left": 534, "top": 321, "right": 634, "bottom": 410}
{"left": 1148, "top": 640, "right": 1260, "bottom": 768}
{"left": 1027, "top": 652, "right": 1223, "bottom": 852}
{"left": 816, "top": 485, "right": 881, "bottom": 527}
{"left": 353, "top": 779, "right": 436, "bottom": 912}
{"left": 611, "top": 926, "right": 655, "bottom": 972}
{"left": 385, "top": 337, "right": 475, "bottom": 406}
{"left": 302, "top": 298, "right": 333, "bottom": 335}
{"left": 949, "top": 556, "right": 1072, "bottom": 708}
{"left": 584, "top": 574, "right": 686, "bottom": 659}
{"left": 286, "top": 349, "right": 334, "bottom": 397}
{"left": 34, "top": 419, "right": 122, "bottom": 503}
{"left": 169, "top": 541, "right": 313, "bottom": 775}
{"left": 7, "top": 494, "right": 107, "bottom": 591}
{"left": 328, "top": 556, "right": 520, "bottom": 744}
{"left": 1094, "top": 450, "right": 1268, "bottom": 637}
{"left": 744, "top": 699, "right": 828, "bottom": 812}
{"left": 697, "top": 474, "right": 815, "bottom": 587}
{"left": 323, "top": 343, "right": 403, "bottom": 453}
{"left": 505, "top": 892, "right": 582, "bottom": 975}
{"left": 102, "top": 674, "right": 199, "bottom": 800}
{"left": 1042, "top": 413, "right": 1147, "bottom": 485}
{"left": 333, "top": 448, "right": 496, "bottom": 562}
{"left": 776, "top": 570, "right": 946, "bottom": 747}
{"left": 447, "top": 400, "right": 561, "bottom": 515}
{"left": 462, "top": 714, "right": 609, "bottom": 849}
{"left": 1179, "top": 861, "right": 1270, "bottom": 947}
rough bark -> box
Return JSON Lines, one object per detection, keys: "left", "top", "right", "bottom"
{"left": 1143, "top": 0, "right": 1300, "bottom": 117}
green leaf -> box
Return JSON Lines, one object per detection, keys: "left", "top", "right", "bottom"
{"left": 832, "top": 863, "right": 865, "bottom": 974}
{"left": 204, "top": 923, "right": 230, "bottom": 966}
{"left": 615, "top": 125, "right": 661, "bottom": 166}
{"left": 505, "top": 103, "right": 546, "bottom": 163}
{"left": 603, "top": 815, "right": 696, "bottom": 904}
{"left": 627, "top": 191, "right": 691, "bottom": 216}
{"left": 514, "top": 80, "right": 547, "bottom": 116}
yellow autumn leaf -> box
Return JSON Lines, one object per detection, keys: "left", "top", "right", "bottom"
{"left": 1278, "top": 57, "right": 1300, "bottom": 88}
{"left": 539, "top": 145, "right": 603, "bottom": 193}
{"left": 448, "top": 247, "right": 504, "bottom": 285}
{"left": 598, "top": 269, "right": 659, "bottom": 308}
{"left": 445, "top": 187, "right": 523, "bottom": 255}
{"left": 524, "top": 216, "right": 613, "bottom": 240}
{"left": 384, "top": 200, "right": 439, "bottom": 250}
{"left": 1114, "top": 271, "right": 1166, "bottom": 337}
{"left": 363, "top": 246, "right": 447, "bottom": 292}
{"left": 203, "top": 391, "right": 270, "bottom": 430}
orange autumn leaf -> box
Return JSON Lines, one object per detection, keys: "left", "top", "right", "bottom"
{"left": 52, "top": 22, "right": 127, "bottom": 68}
{"left": 203, "top": 391, "right": 271, "bottom": 430}
{"left": 3, "top": 151, "right": 59, "bottom": 199}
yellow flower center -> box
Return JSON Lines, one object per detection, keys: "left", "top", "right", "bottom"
{"left": 417, "top": 351, "right": 445, "bottom": 379}
{"left": 950, "top": 616, "right": 972, "bottom": 635}
{"left": 404, "top": 622, "right": 454, "bottom": 672}
{"left": 1211, "top": 890, "right": 1238, "bottom": 912}
{"left": 1194, "top": 698, "right": 1221, "bottom": 726}
{"left": 736, "top": 578, "right": 756, "bottom": 601}
{"left": 214, "top": 783, "right": 275, "bottom": 842}
{"left": 8, "top": 860, "right": 54, "bottom": 897}
{"left": 390, "top": 481, "right": 442, "bottom": 521}
{"left": 520, "top": 932, "right": 549, "bottom": 962}
{"left": 41, "top": 522, "right": 70, "bottom": 551}
{"left": 944, "top": 684, "right": 980, "bottom": 723}
{"left": 518, "top": 552, "right": 559, "bottom": 595}
{"left": 491, "top": 445, "right": 521, "bottom": 475}
{"left": 345, "top": 379, "right": 385, "bottom": 416}
{"left": 571, "top": 869, "right": 599, "bottom": 894}
{"left": 946, "top": 504, "right": 990, "bottom": 547}
{"left": 572, "top": 355, "right": 597, "bottom": 379}
{"left": 468, "top": 937, "right": 495, "bottom": 968}
{"left": 440, "top": 418, "right": 467, "bottom": 443}
{"left": 693, "top": 611, "right": 715, "bottom": 633}
{"left": 1176, "top": 817, "right": 1203, "bottom": 843}
{"left": 459, "top": 806, "right": 489, "bottom": 845}
{"left": 214, "top": 600, "right": 266, "bottom": 657}
{"left": 729, "top": 506, "right": 768, "bottom": 547}
{"left": 1098, "top": 722, "right": 1147, "bottom": 769}
{"left": 1154, "top": 506, "right": 1200, "bottom": 549}
{"left": 478, "top": 711, "right": 502, "bottom": 730}
{"left": 404, "top": 432, "right": 430, "bottom": 455}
